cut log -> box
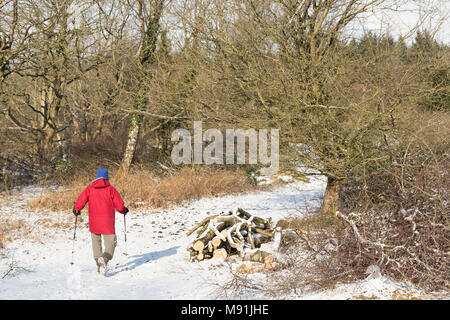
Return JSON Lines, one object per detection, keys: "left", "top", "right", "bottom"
{"left": 242, "top": 250, "right": 272, "bottom": 263}
{"left": 211, "top": 236, "right": 222, "bottom": 248}
{"left": 213, "top": 248, "right": 228, "bottom": 259}
{"left": 236, "top": 262, "right": 263, "bottom": 274}
{"left": 263, "top": 255, "right": 278, "bottom": 270}
{"left": 253, "top": 234, "right": 272, "bottom": 248}
{"left": 247, "top": 224, "right": 255, "bottom": 249}
{"left": 208, "top": 240, "right": 213, "bottom": 252}
{"left": 185, "top": 214, "right": 219, "bottom": 237}
{"left": 226, "top": 224, "right": 245, "bottom": 252}
{"left": 253, "top": 227, "right": 274, "bottom": 238}
{"left": 234, "top": 222, "right": 245, "bottom": 242}
{"left": 196, "top": 223, "right": 209, "bottom": 238}
{"left": 214, "top": 216, "right": 237, "bottom": 223}
{"left": 220, "top": 229, "right": 228, "bottom": 238}
{"left": 193, "top": 240, "right": 206, "bottom": 252}
{"left": 192, "top": 220, "right": 232, "bottom": 252}
{"left": 237, "top": 208, "right": 271, "bottom": 228}
{"left": 187, "top": 209, "right": 275, "bottom": 262}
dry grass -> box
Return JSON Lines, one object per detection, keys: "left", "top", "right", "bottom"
{"left": 0, "top": 218, "right": 31, "bottom": 249}
{"left": 28, "top": 167, "right": 254, "bottom": 212}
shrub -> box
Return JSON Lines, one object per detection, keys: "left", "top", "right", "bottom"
{"left": 28, "top": 167, "right": 254, "bottom": 211}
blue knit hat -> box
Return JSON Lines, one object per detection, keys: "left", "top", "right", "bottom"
{"left": 95, "top": 168, "right": 109, "bottom": 180}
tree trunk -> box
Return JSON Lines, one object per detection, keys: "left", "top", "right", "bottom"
{"left": 320, "top": 176, "right": 341, "bottom": 216}
{"left": 92, "top": 111, "right": 105, "bottom": 141}
{"left": 38, "top": 127, "right": 56, "bottom": 160}
{"left": 117, "top": 114, "right": 141, "bottom": 176}
{"left": 117, "top": 0, "right": 164, "bottom": 176}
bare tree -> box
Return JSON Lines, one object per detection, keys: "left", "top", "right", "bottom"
{"left": 3, "top": 0, "right": 107, "bottom": 159}
{"left": 117, "top": 0, "right": 165, "bottom": 175}
{"left": 174, "top": 0, "right": 400, "bottom": 215}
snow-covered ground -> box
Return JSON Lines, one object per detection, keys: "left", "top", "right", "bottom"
{"left": 0, "top": 176, "right": 443, "bottom": 300}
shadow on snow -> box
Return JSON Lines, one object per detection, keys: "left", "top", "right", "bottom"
{"left": 108, "top": 246, "right": 180, "bottom": 276}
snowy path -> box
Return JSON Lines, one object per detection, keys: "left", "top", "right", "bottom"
{"left": 0, "top": 177, "right": 326, "bottom": 300}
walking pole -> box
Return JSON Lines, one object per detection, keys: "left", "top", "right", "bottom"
{"left": 70, "top": 214, "right": 78, "bottom": 265}
{"left": 124, "top": 214, "right": 127, "bottom": 242}
{"left": 123, "top": 214, "right": 128, "bottom": 256}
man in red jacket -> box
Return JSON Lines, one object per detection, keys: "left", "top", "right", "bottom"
{"left": 73, "top": 168, "right": 128, "bottom": 275}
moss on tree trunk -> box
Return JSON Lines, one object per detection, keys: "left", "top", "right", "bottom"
{"left": 320, "top": 176, "right": 341, "bottom": 216}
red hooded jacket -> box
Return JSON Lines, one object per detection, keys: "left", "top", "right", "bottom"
{"left": 74, "top": 178, "right": 126, "bottom": 234}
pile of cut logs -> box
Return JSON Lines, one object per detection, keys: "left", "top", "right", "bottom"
{"left": 185, "top": 208, "right": 275, "bottom": 262}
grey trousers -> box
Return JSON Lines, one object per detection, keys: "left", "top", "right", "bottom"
{"left": 91, "top": 233, "right": 117, "bottom": 264}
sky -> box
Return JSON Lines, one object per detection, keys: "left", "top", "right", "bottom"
{"left": 163, "top": 0, "right": 449, "bottom": 49}
{"left": 347, "top": 0, "right": 449, "bottom": 44}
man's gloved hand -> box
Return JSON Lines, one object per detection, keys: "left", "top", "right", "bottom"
{"left": 122, "top": 207, "right": 129, "bottom": 215}
{"left": 73, "top": 208, "right": 81, "bottom": 216}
